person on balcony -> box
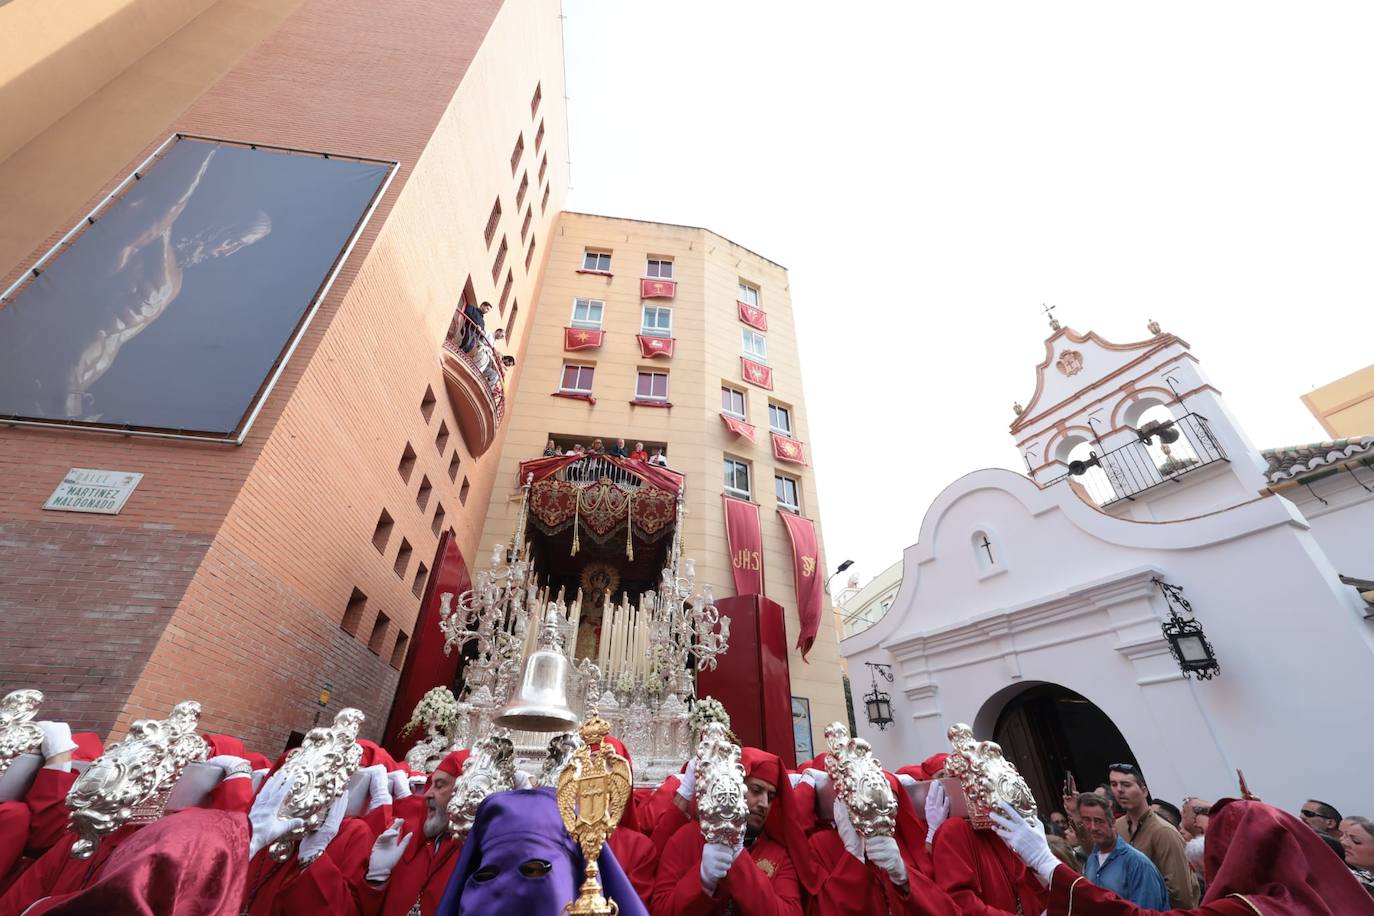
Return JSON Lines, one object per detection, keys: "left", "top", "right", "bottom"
{"left": 589, "top": 438, "right": 606, "bottom": 454}
{"left": 609, "top": 438, "right": 630, "bottom": 458}
{"left": 543, "top": 440, "right": 558, "bottom": 457}
{"left": 460, "top": 300, "right": 491, "bottom": 353}
{"left": 649, "top": 448, "right": 669, "bottom": 467}
{"left": 630, "top": 442, "right": 649, "bottom": 461}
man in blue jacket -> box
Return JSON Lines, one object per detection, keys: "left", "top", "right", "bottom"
{"left": 1078, "top": 792, "right": 1169, "bottom": 908}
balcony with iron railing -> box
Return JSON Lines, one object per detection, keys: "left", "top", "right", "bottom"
{"left": 1051, "top": 412, "right": 1229, "bottom": 507}
{"left": 440, "top": 311, "right": 509, "bottom": 455}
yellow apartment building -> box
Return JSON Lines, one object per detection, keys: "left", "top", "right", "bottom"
{"left": 1303, "top": 363, "right": 1374, "bottom": 438}
{"left": 476, "top": 212, "right": 847, "bottom": 754}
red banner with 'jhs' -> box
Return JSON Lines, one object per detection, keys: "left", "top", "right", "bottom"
{"left": 778, "top": 511, "right": 823, "bottom": 659}
{"left": 723, "top": 495, "right": 764, "bottom": 596}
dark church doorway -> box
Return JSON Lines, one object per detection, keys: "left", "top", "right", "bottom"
{"left": 988, "top": 683, "right": 1139, "bottom": 815}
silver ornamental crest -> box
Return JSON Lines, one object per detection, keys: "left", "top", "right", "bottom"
{"left": 0, "top": 690, "right": 45, "bottom": 777}
{"left": 693, "top": 722, "right": 748, "bottom": 848}
{"left": 446, "top": 731, "right": 516, "bottom": 840}
{"left": 823, "top": 721, "right": 897, "bottom": 838}
{"left": 944, "top": 722, "right": 1036, "bottom": 830}
{"left": 270, "top": 708, "right": 365, "bottom": 862}
{"left": 67, "top": 700, "right": 209, "bottom": 859}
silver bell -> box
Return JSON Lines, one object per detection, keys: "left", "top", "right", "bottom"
{"left": 494, "top": 606, "right": 580, "bottom": 733}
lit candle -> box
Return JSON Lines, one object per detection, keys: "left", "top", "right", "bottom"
{"left": 597, "top": 600, "right": 611, "bottom": 673}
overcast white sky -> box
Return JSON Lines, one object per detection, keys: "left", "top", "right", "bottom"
{"left": 562, "top": 1, "right": 1374, "bottom": 588}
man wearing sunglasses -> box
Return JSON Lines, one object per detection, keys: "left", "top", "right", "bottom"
{"left": 1299, "top": 799, "right": 1343, "bottom": 838}
{"left": 1108, "top": 763, "right": 1199, "bottom": 908}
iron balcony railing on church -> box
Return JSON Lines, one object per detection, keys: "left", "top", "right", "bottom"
{"left": 441, "top": 310, "right": 509, "bottom": 423}
{"left": 555, "top": 454, "right": 647, "bottom": 488}
{"left": 1053, "top": 412, "right": 1228, "bottom": 506}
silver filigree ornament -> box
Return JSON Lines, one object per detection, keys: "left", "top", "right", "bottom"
{"left": 446, "top": 731, "right": 516, "bottom": 840}
{"left": 823, "top": 721, "right": 897, "bottom": 839}
{"left": 693, "top": 722, "right": 748, "bottom": 848}
{"left": 539, "top": 731, "right": 583, "bottom": 788}
{"left": 0, "top": 690, "right": 45, "bottom": 777}
{"left": 66, "top": 700, "right": 209, "bottom": 859}
{"left": 944, "top": 722, "right": 1036, "bottom": 830}
{"left": 269, "top": 708, "right": 365, "bottom": 862}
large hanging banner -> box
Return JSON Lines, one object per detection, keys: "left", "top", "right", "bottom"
{"left": 778, "top": 510, "right": 823, "bottom": 659}
{"left": 722, "top": 495, "right": 764, "bottom": 596}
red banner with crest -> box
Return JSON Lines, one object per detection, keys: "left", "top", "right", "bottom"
{"left": 778, "top": 511, "right": 823, "bottom": 659}
{"left": 564, "top": 327, "right": 605, "bottom": 351}
{"left": 722, "top": 495, "right": 764, "bottom": 596}
{"left": 741, "top": 357, "right": 773, "bottom": 390}
{"left": 738, "top": 301, "right": 768, "bottom": 331}
{"left": 640, "top": 278, "right": 676, "bottom": 299}
{"left": 771, "top": 432, "right": 806, "bottom": 465}
{"left": 637, "top": 335, "right": 675, "bottom": 358}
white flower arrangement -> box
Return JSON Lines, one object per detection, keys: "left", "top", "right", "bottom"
{"left": 400, "top": 686, "right": 461, "bottom": 738}
{"left": 688, "top": 696, "right": 731, "bottom": 739}
{"left": 614, "top": 670, "right": 638, "bottom": 696}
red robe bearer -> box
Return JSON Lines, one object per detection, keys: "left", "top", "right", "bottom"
{"left": 649, "top": 747, "right": 817, "bottom": 916}
{"left": 351, "top": 749, "right": 468, "bottom": 916}
{"left": 0, "top": 732, "right": 102, "bottom": 893}
{"left": 807, "top": 771, "right": 958, "bottom": 916}
{"left": 931, "top": 814, "right": 1047, "bottom": 915}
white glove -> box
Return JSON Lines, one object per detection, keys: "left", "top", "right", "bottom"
{"left": 513, "top": 769, "right": 533, "bottom": 790}
{"left": 833, "top": 800, "right": 865, "bottom": 861}
{"left": 37, "top": 721, "right": 78, "bottom": 769}
{"left": 364, "top": 764, "right": 392, "bottom": 812}
{"left": 865, "top": 835, "right": 908, "bottom": 886}
{"left": 387, "top": 771, "right": 412, "bottom": 800}
{"left": 676, "top": 759, "right": 697, "bottom": 800}
{"left": 989, "top": 801, "right": 1057, "bottom": 887}
{"left": 299, "top": 792, "right": 349, "bottom": 864}
{"left": 803, "top": 767, "right": 830, "bottom": 793}
{"left": 925, "top": 781, "right": 950, "bottom": 844}
{"left": 366, "top": 817, "right": 414, "bottom": 883}
{"left": 248, "top": 770, "right": 305, "bottom": 860}
{"left": 699, "top": 839, "right": 741, "bottom": 895}
{"left": 205, "top": 755, "right": 252, "bottom": 781}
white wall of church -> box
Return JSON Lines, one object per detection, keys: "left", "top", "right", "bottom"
{"left": 841, "top": 467, "right": 1374, "bottom": 817}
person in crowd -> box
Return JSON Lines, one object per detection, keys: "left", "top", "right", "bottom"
{"left": 1151, "top": 800, "right": 1183, "bottom": 831}
{"left": 1183, "top": 834, "right": 1207, "bottom": 897}
{"left": 436, "top": 788, "right": 646, "bottom": 915}
{"left": 1180, "top": 796, "right": 1212, "bottom": 840}
{"left": 1049, "top": 811, "right": 1068, "bottom": 833}
{"left": 1341, "top": 815, "right": 1374, "bottom": 897}
{"left": 589, "top": 438, "right": 606, "bottom": 454}
{"left": 926, "top": 780, "right": 1047, "bottom": 915}
{"left": 1047, "top": 832, "right": 1082, "bottom": 874}
{"left": 649, "top": 447, "right": 669, "bottom": 467}
{"left": 630, "top": 442, "right": 649, "bottom": 461}
{"left": 1076, "top": 792, "right": 1169, "bottom": 908}
{"left": 992, "top": 798, "right": 1374, "bottom": 914}
{"left": 543, "top": 440, "right": 558, "bottom": 457}
{"left": 1106, "top": 763, "right": 1198, "bottom": 907}
{"left": 608, "top": 438, "right": 630, "bottom": 458}
{"left": 1300, "top": 798, "right": 1343, "bottom": 838}
{"left": 650, "top": 747, "right": 812, "bottom": 915}
{"left": 355, "top": 749, "right": 469, "bottom": 916}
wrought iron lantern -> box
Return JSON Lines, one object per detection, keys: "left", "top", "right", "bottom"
{"left": 1153, "top": 577, "right": 1220, "bottom": 680}
{"left": 863, "top": 662, "right": 895, "bottom": 730}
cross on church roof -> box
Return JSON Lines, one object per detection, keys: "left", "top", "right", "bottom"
{"left": 1042, "top": 302, "right": 1061, "bottom": 331}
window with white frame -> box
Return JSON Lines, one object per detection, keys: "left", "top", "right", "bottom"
{"left": 724, "top": 457, "right": 752, "bottom": 498}
{"left": 641, "top": 305, "right": 672, "bottom": 337}
{"left": 582, "top": 249, "right": 612, "bottom": 272}
{"left": 775, "top": 474, "right": 800, "bottom": 512}
{"left": 560, "top": 363, "right": 595, "bottom": 394}
{"left": 570, "top": 298, "right": 604, "bottom": 329}
{"left": 738, "top": 282, "right": 759, "bottom": 308}
{"left": 721, "top": 386, "right": 746, "bottom": 419}
{"left": 635, "top": 370, "right": 669, "bottom": 401}
{"left": 768, "top": 403, "right": 792, "bottom": 436}
{"left": 646, "top": 257, "right": 674, "bottom": 279}
{"left": 742, "top": 328, "right": 768, "bottom": 363}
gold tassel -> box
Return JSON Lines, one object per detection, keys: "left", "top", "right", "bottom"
{"left": 571, "top": 490, "right": 581, "bottom": 556}
{"left": 625, "top": 490, "right": 634, "bottom": 561}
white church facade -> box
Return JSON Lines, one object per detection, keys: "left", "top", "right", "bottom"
{"left": 841, "top": 321, "right": 1374, "bottom": 815}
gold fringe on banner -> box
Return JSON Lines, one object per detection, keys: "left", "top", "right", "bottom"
{"left": 625, "top": 490, "right": 634, "bottom": 561}
{"left": 571, "top": 490, "right": 581, "bottom": 556}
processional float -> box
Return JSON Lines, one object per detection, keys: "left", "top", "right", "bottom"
{"left": 414, "top": 472, "right": 730, "bottom": 785}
